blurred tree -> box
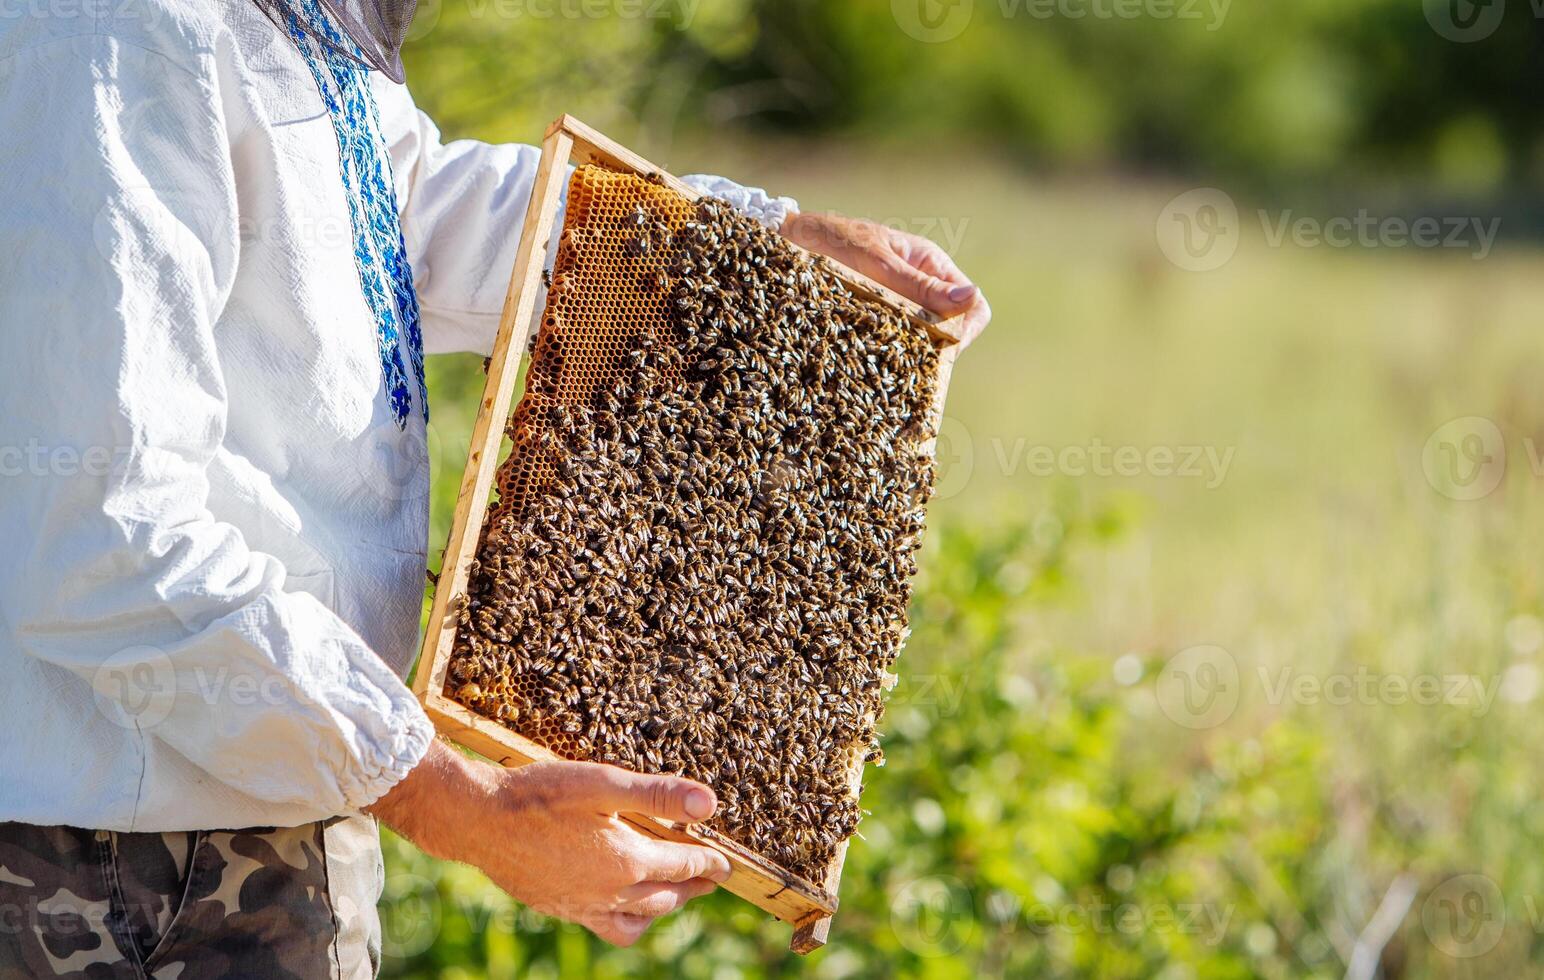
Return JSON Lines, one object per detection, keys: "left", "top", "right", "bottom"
{"left": 403, "top": 0, "right": 1544, "bottom": 188}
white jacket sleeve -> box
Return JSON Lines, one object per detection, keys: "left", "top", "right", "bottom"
{"left": 0, "top": 35, "right": 432, "bottom": 822}
{"left": 372, "top": 79, "right": 799, "bottom": 356}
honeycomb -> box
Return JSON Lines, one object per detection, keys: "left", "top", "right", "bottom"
{"left": 490, "top": 167, "right": 692, "bottom": 526}
{"left": 446, "top": 166, "right": 941, "bottom": 885}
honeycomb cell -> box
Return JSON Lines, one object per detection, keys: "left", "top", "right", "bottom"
{"left": 490, "top": 168, "right": 693, "bottom": 525}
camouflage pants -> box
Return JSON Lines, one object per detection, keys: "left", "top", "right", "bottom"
{"left": 0, "top": 815, "right": 382, "bottom": 980}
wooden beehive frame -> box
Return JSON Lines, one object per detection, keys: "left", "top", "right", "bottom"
{"left": 413, "top": 114, "right": 964, "bottom": 953}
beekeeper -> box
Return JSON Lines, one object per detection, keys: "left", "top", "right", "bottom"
{"left": 0, "top": 0, "right": 990, "bottom": 973}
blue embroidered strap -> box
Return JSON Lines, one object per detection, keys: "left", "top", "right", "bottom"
{"left": 285, "top": 0, "right": 428, "bottom": 428}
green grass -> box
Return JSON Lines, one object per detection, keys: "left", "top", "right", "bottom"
{"left": 390, "top": 145, "right": 1544, "bottom": 978}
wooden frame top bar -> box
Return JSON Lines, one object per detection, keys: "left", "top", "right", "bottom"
{"left": 549, "top": 114, "right": 967, "bottom": 347}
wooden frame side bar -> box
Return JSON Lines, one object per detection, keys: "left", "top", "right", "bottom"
{"left": 413, "top": 126, "right": 573, "bottom": 702}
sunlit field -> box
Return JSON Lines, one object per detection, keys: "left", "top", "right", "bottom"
{"left": 390, "top": 144, "right": 1544, "bottom": 979}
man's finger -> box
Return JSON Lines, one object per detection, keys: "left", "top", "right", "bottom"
{"left": 879, "top": 252, "right": 976, "bottom": 316}
{"left": 903, "top": 236, "right": 968, "bottom": 285}
{"left": 632, "top": 837, "right": 733, "bottom": 884}
{"left": 571, "top": 762, "right": 718, "bottom": 824}
{"left": 617, "top": 879, "right": 718, "bottom": 917}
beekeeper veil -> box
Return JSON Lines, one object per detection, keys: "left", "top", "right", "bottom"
{"left": 255, "top": 0, "right": 418, "bottom": 83}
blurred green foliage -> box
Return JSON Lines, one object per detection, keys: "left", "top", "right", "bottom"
{"left": 386, "top": 497, "right": 1337, "bottom": 978}
{"left": 385, "top": 148, "right": 1544, "bottom": 974}
{"left": 386, "top": 2, "right": 1544, "bottom": 976}
{"left": 405, "top": 0, "right": 1544, "bottom": 189}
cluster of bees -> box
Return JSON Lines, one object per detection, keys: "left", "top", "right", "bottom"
{"left": 446, "top": 174, "right": 940, "bottom": 884}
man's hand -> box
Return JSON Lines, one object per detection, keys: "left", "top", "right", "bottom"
{"left": 781, "top": 210, "right": 992, "bottom": 347}
{"left": 368, "top": 741, "right": 731, "bottom": 946}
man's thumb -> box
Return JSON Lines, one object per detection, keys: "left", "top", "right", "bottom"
{"left": 575, "top": 763, "right": 718, "bottom": 824}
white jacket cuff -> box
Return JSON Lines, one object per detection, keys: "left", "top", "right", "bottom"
{"left": 341, "top": 692, "right": 436, "bottom": 811}
{"left": 683, "top": 174, "right": 799, "bottom": 231}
